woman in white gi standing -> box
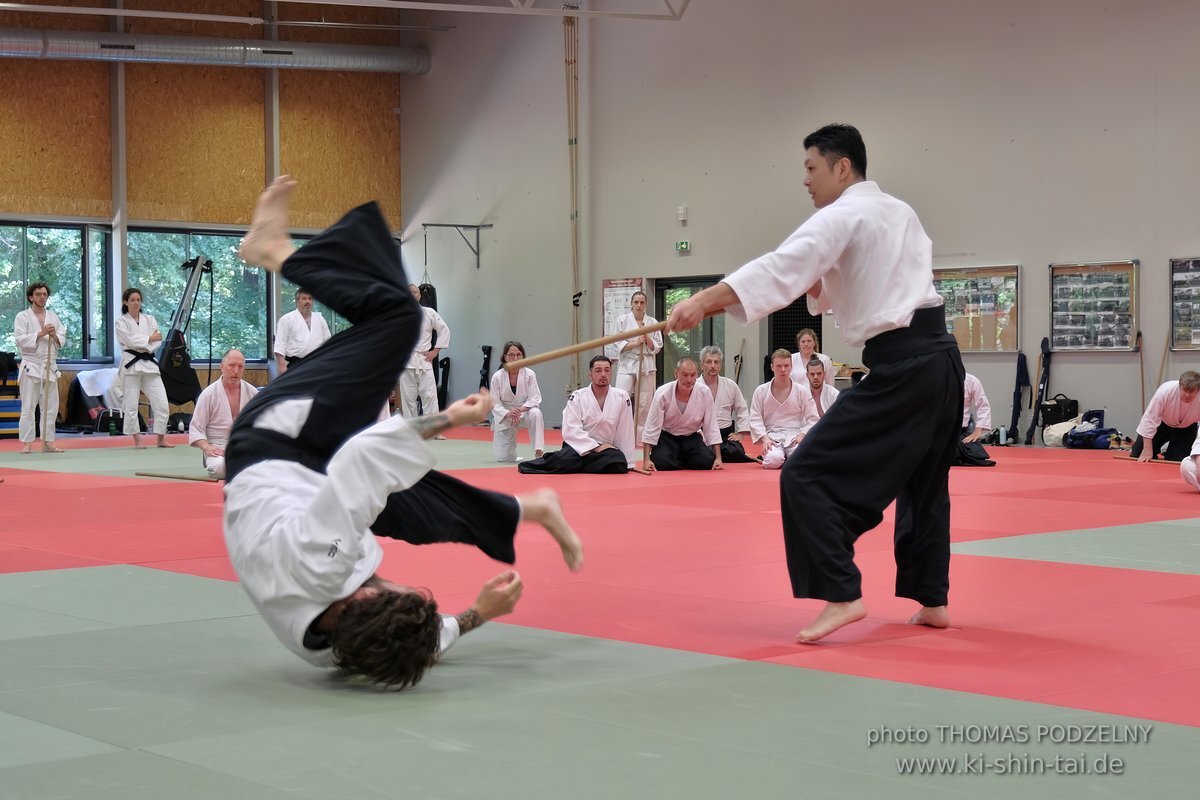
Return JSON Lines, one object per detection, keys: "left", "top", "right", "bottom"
{"left": 489, "top": 340, "right": 545, "bottom": 462}
{"left": 613, "top": 290, "right": 662, "bottom": 442}
{"left": 115, "top": 287, "right": 173, "bottom": 448}
{"left": 791, "top": 328, "right": 835, "bottom": 386}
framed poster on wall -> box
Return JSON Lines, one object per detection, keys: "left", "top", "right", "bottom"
{"left": 1170, "top": 257, "right": 1200, "bottom": 351}
{"left": 933, "top": 264, "right": 1019, "bottom": 352}
{"left": 1049, "top": 260, "right": 1137, "bottom": 351}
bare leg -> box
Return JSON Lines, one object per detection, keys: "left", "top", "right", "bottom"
{"left": 517, "top": 488, "right": 584, "bottom": 572}
{"left": 156, "top": 433, "right": 174, "bottom": 448}
{"left": 796, "top": 599, "right": 868, "bottom": 644}
{"left": 906, "top": 605, "right": 950, "bottom": 628}
{"left": 133, "top": 433, "right": 147, "bottom": 449}
{"left": 238, "top": 176, "right": 300, "bottom": 272}
{"left": 19, "top": 443, "right": 31, "bottom": 454}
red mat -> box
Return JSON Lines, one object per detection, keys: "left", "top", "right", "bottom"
{"left": 3, "top": 447, "right": 1200, "bottom": 727}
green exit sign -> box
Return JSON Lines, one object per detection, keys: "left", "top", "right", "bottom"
{"left": 675, "top": 241, "right": 691, "bottom": 252}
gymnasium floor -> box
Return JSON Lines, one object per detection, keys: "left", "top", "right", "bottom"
{"left": 1, "top": 429, "right": 1198, "bottom": 799}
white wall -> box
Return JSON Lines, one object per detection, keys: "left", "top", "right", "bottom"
{"left": 404, "top": 0, "right": 1200, "bottom": 431}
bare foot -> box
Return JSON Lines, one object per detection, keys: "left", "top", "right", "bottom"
{"left": 19, "top": 444, "right": 32, "bottom": 454}
{"left": 534, "top": 449, "right": 544, "bottom": 458}
{"left": 519, "top": 488, "right": 584, "bottom": 572}
{"left": 796, "top": 599, "right": 868, "bottom": 644}
{"left": 42, "top": 445, "right": 64, "bottom": 453}
{"left": 156, "top": 435, "right": 175, "bottom": 449}
{"left": 239, "top": 176, "right": 299, "bottom": 272}
{"left": 133, "top": 434, "right": 147, "bottom": 450}
{"left": 907, "top": 605, "right": 950, "bottom": 629}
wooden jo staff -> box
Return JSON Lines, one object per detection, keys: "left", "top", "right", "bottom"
{"left": 504, "top": 319, "right": 669, "bottom": 373}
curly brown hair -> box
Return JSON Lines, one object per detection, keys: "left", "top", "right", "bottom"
{"left": 329, "top": 589, "right": 442, "bottom": 689}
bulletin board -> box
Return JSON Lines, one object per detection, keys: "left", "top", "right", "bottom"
{"left": 1170, "top": 257, "right": 1200, "bottom": 351}
{"left": 1049, "top": 261, "right": 1137, "bottom": 351}
{"left": 933, "top": 265, "right": 1019, "bottom": 352}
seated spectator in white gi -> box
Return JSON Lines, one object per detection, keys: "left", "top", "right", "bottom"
{"left": 1180, "top": 434, "right": 1200, "bottom": 491}
{"left": 189, "top": 348, "right": 259, "bottom": 478}
{"left": 400, "top": 284, "right": 451, "bottom": 430}
{"left": 1134, "top": 371, "right": 1200, "bottom": 462}
{"left": 803, "top": 354, "right": 840, "bottom": 420}
{"left": 750, "top": 349, "right": 819, "bottom": 470}
{"left": 698, "top": 345, "right": 754, "bottom": 463}
{"left": 791, "top": 328, "right": 835, "bottom": 387}
{"left": 641, "top": 358, "right": 723, "bottom": 472}
{"left": 961, "top": 372, "right": 991, "bottom": 442}
{"left": 519, "top": 355, "right": 634, "bottom": 474}
{"left": 489, "top": 340, "right": 545, "bottom": 462}
{"left": 274, "top": 288, "right": 331, "bottom": 375}
{"left": 14, "top": 281, "right": 67, "bottom": 454}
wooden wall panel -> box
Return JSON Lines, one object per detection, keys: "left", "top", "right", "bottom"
{"left": 279, "top": 71, "right": 402, "bottom": 230}
{"left": 0, "top": 61, "right": 111, "bottom": 217}
{"left": 124, "top": 0, "right": 262, "bottom": 39}
{"left": 0, "top": 0, "right": 108, "bottom": 30}
{"left": 125, "top": 64, "right": 264, "bottom": 224}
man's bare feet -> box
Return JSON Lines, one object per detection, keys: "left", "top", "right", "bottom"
{"left": 239, "top": 176, "right": 299, "bottom": 272}
{"left": 796, "top": 599, "right": 867, "bottom": 644}
{"left": 907, "top": 605, "right": 950, "bottom": 629}
{"left": 19, "top": 444, "right": 31, "bottom": 454}
{"left": 518, "top": 488, "right": 584, "bottom": 571}
{"left": 42, "top": 445, "right": 64, "bottom": 453}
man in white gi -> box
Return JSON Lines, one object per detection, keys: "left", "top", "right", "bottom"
{"left": 518, "top": 355, "right": 634, "bottom": 474}
{"left": 1179, "top": 434, "right": 1200, "bottom": 490}
{"left": 641, "top": 358, "right": 723, "bottom": 472}
{"left": 189, "top": 349, "right": 259, "bottom": 478}
{"left": 750, "top": 350, "right": 820, "bottom": 470}
{"left": 1134, "top": 371, "right": 1200, "bottom": 462}
{"left": 961, "top": 372, "right": 991, "bottom": 442}
{"left": 803, "top": 355, "right": 840, "bottom": 420}
{"left": 699, "top": 345, "right": 754, "bottom": 463}
{"left": 400, "top": 283, "right": 451, "bottom": 435}
{"left": 667, "top": 124, "right": 964, "bottom": 644}
{"left": 274, "top": 289, "right": 331, "bottom": 375}
{"left": 791, "top": 328, "right": 835, "bottom": 387}
{"left": 14, "top": 281, "right": 67, "bottom": 453}
{"left": 227, "top": 177, "right": 582, "bottom": 689}
{"left": 612, "top": 290, "right": 662, "bottom": 443}
{"left": 489, "top": 340, "right": 545, "bottom": 462}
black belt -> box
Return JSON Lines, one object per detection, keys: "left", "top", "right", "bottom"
{"left": 286, "top": 355, "right": 305, "bottom": 367}
{"left": 123, "top": 349, "right": 158, "bottom": 370}
{"left": 861, "top": 305, "right": 957, "bottom": 369}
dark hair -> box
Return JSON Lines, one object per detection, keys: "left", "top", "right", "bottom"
{"left": 329, "top": 590, "right": 442, "bottom": 689}
{"left": 500, "top": 340, "right": 526, "bottom": 363}
{"left": 294, "top": 288, "right": 313, "bottom": 301}
{"left": 630, "top": 290, "right": 647, "bottom": 303}
{"left": 589, "top": 355, "right": 613, "bottom": 369}
{"left": 122, "top": 287, "right": 143, "bottom": 315}
{"left": 806, "top": 356, "right": 824, "bottom": 370}
{"left": 26, "top": 281, "right": 50, "bottom": 302}
{"left": 803, "top": 124, "right": 867, "bottom": 178}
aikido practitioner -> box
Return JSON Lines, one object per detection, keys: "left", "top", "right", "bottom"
{"left": 399, "top": 283, "right": 451, "bottom": 431}
{"left": 804, "top": 356, "right": 839, "bottom": 419}
{"left": 698, "top": 345, "right": 754, "bottom": 464}
{"left": 1134, "top": 371, "right": 1200, "bottom": 462}
{"left": 960, "top": 372, "right": 991, "bottom": 443}
{"left": 14, "top": 281, "right": 66, "bottom": 454}
{"left": 613, "top": 290, "right": 662, "bottom": 442}
{"left": 518, "top": 355, "right": 634, "bottom": 474}
{"left": 116, "top": 287, "right": 174, "bottom": 449}
{"left": 791, "top": 328, "right": 835, "bottom": 387}
{"left": 226, "top": 177, "right": 582, "bottom": 688}
{"left": 189, "top": 349, "right": 259, "bottom": 479}
{"left": 641, "top": 358, "right": 723, "bottom": 472}
{"left": 749, "top": 350, "right": 819, "bottom": 470}
{"left": 274, "top": 288, "right": 332, "bottom": 376}
{"left": 489, "top": 340, "right": 545, "bottom": 462}
{"left": 1179, "top": 434, "right": 1200, "bottom": 490}
{"left": 667, "top": 123, "right": 964, "bottom": 643}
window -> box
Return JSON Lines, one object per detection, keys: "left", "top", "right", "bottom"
{"left": 0, "top": 223, "right": 110, "bottom": 362}
{"left": 126, "top": 229, "right": 268, "bottom": 361}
